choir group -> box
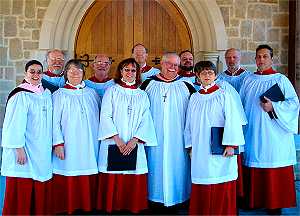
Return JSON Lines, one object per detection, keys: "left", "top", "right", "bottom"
{"left": 0, "top": 44, "right": 299, "bottom": 215}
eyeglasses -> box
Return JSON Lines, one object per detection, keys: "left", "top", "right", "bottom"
{"left": 199, "top": 70, "right": 215, "bottom": 76}
{"left": 28, "top": 69, "right": 43, "bottom": 75}
{"left": 165, "top": 61, "right": 179, "bottom": 68}
{"left": 94, "top": 61, "right": 110, "bottom": 65}
{"left": 49, "top": 57, "right": 64, "bottom": 62}
{"left": 68, "top": 68, "right": 83, "bottom": 73}
{"left": 123, "top": 68, "right": 137, "bottom": 73}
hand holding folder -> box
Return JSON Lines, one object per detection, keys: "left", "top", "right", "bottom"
{"left": 211, "top": 127, "right": 239, "bottom": 155}
{"left": 107, "top": 145, "right": 138, "bottom": 171}
{"left": 259, "top": 83, "right": 285, "bottom": 119}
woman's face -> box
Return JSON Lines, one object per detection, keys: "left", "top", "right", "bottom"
{"left": 24, "top": 64, "right": 43, "bottom": 86}
{"left": 196, "top": 69, "right": 216, "bottom": 87}
{"left": 67, "top": 64, "right": 83, "bottom": 86}
{"left": 121, "top": 63, "right": 137, "bottom": 83}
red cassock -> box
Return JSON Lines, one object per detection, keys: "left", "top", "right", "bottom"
{"left": 189, "top": 180, "right": 237, "bottom": 215}
{"left": 51, "top": 174, "right": 98, "bottom": 214}
{"left": 96, "top": 173, "right": 148, "bottom": 213}
{"left": 2, "top": 177, "right": 53, "bottom": 215}
{"left": 242, "top": 166, "right": 296, "bottom": 209}
{"left": 237, "top": 154, "right": 244, "bottom": 198}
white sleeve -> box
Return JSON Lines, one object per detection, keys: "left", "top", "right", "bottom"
{"left": 1, "top": 93, "right": 29, "bottom": 148}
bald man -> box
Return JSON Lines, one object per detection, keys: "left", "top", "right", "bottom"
{"left": 217, "top": 48, "right": 252, "bottom": 92}
{"left": 132, "top": 44, "right": 160, "bottom": 82}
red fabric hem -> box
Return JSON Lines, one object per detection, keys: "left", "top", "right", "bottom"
{"left": 189, "top": 181, "right": 237, "bottom": 215}
{"left": 52, "top": 174, "right": 98, "bottom": 214}
{"left": 96, "top": 173, "right": 148, "bottom": 213}
{"left": 242, "top": 166, "right": 296, "bottom": 209}
{"left": 3, "top": 177, "right": 53, "bottom": 215}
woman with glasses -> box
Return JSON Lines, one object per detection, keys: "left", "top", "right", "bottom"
{"left": 1, "top": 60, "right": 53, "bottom": 215}
{"left": 96, "top": 58, "right": 157, "bottom": 214}
{"left": 184, "top": 61, "right": 246, "bottom": 215}
{"left": 52, "top": 59, "right": 100, "bottom": 214}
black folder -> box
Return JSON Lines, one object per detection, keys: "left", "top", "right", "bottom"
{"left": 211, "top": 127, "right": 239, "bottom": 155}
{"left": 107, "top": 145, "right": 138, "bottom": 171}
{"left": 259, "top": 83, "right": 285, "bottom": 119}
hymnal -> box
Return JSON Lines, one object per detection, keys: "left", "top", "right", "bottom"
{"left": 211, "top": 127, "right": 239, "bottom": 155}
{"left": 107, "top": 145, "right": 137, "bottom": 171}
{"left": 260, "top": 83, "right": 284, "bottom": 119}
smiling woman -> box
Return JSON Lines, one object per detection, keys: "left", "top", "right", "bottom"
{"left": 1, "top": 60, "right": 53, "bottom": 215}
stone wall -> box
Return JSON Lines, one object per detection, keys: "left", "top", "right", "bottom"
{"left": 0, "top": 0, "right": 50, "bottom": 126}
{"left": 216, "top": 0, "right": 290, "bottom": 73}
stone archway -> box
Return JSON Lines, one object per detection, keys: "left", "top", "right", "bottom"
{"left": 39, "top": 0, "right": 227, "bottom": 66}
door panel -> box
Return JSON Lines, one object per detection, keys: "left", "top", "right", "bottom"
{"left": 75, "top": 0, "right": 192, "bottom": 78}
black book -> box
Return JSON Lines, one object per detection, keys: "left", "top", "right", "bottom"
{"left": 107, "top": 145, "right": 138, "bottom": 171}
{"left": 211, "top": 127, "right": 239, "bottom": 155}
{"left": 259, "top": 83, "right": 285, "bottom": 119}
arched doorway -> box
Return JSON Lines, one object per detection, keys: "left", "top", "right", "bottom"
{"left": 74, "top": 0, "right": 192, "bottom": 78}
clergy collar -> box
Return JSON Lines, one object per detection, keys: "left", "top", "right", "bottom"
{"left": 178, "top": 69, "right": 195, "bottom": 77}
{"left": 64, "top": 81, "right": 85, "bottom": 90}
{"left": 44, "top": 70, "right": 63, "bottom": 77}
{"left": 141, "top": 64, "right": 152, "bottom": 73}
{"left": 118, "top": 80, "right": 137, "bottom": 89}
{"left": 225, "top": 67, "right": 245, "bottom": 76}
{"left": 156, "top": 73, "right": 179, "bottom": 82}
{"left": 19, "top": 79, "right": 44, "bottom": 94}
{"left": 199, "top": 81, "right": 219, "bottom": 94}
{"left": 88, "top": 75, "right": 111, "bottom": 83}
{"left": 255, "top": 67, "right": 277, "bottom": 75}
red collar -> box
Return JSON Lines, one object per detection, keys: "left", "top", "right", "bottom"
{"left": 88, "top": 76, "right": 111, "bottom": 83}
{"left": 225, "top": 68, "right": 245, "bottom": 76}
{"left": 156, "top": 73, "right": 178, "bottom": 82}
{"left": 178, "top": 69, "right": 195, "bottom": 77}
{"left": 199, "top": 84, "right": 219, "bottom": 94}
{"left": 255, "top": 67, "right": 277, "bottom": 75}
{"left": 44, "top": 70, "right": 62, "bottom": 77}
{"left": 141, "top": 65, "right": 152, "bottom": 73}
{"left": 63, "top": 84, "right": 77, "bottom": 90}
{"left": 118, "top": 81, "right": 137, "bottom": 89}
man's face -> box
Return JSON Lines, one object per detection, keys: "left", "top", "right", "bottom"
{"left": 225, "top": 49, "right": 240, "bottom": 71}
{"left": 161, "top": 55, "right": 180, "bottom": 80}
{"left": 47, "top": 50, "right": 65, "bottom": 74}
{"left": 180, "top": 52, "right": 194, "bottom": 71}
{"left": 92, "top": 55, "right": 111, "bottom": 76}
{"left": 132, "top": 45, "right": 148, "bottom": 65}
{"left": 255, "top": 48, "right": 273, "bottom": 71}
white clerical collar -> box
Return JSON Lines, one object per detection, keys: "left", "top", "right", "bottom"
{"left": 66, "top": 81, "right": 86, "bottom": 89}
{"left": 121, "top": 78, "right": 136, "bottom": 86}
{"left": 200, "top": 81, "right": 216, "bottom": 92}
{"left": 227, "top": 66, "right": 241, "bottom": 75}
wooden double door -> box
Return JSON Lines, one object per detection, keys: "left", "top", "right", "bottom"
{"left": 75, "top": 0, "right": 192, "bottom": 78}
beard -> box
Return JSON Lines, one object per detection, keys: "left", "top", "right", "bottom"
{"left": 180, "top": 65, "right": 194, "bottom": 71}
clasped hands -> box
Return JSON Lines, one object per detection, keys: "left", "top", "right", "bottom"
{"left": 114, "top": 135, "right": 138, "bottom": 155}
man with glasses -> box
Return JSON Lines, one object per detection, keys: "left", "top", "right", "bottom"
{"left": 140, "top": 52, "right": 195, "bottom": 213}
{"left": 132, "top": 43, "right": 160, "bottom": 82}
{"left": 42, "top": 49, "right": 66, "bottom": 92}
{"left": 85, "top": 54, "right": 115, "bottom": 99}
{"left": 217, "top": 48, "right": 251, "bottom": 93}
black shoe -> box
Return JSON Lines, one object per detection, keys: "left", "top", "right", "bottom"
{"left": 266, "top": 208, "right": 282, "bottom": 215}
